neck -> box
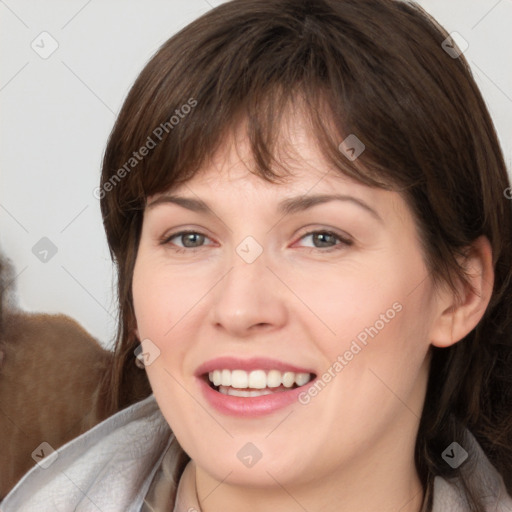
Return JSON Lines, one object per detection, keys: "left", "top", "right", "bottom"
{"left": 194, "top": 430, "right": 425, "bottom": 512}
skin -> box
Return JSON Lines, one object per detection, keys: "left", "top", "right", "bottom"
{"left": 132, "top": 110, "right": 493, "bottom": 512}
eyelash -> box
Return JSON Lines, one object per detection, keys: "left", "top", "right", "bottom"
{"left": 160, "top": 229, "right": 353, "bottom": 253}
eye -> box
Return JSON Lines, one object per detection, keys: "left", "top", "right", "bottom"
{"left": 295, "top": 230, "right": 352, "bottom": 252}
{"left": 161, "top": 230, "right": 213, "bottom": 250}
{"left": 160, "top": 229, "right": 352, "bottom": 253}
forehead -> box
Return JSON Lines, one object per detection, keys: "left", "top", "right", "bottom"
{"left": 175, "top": 151, "right": 373, "bottom": 207}
{"left": 148, "top": 141, "right": 410, "bottom": 234}
{"left": 153, "top": 110, "right": 374, "bottom": 200}
{"left": 147, "top": 109, "right": 412, "bottom": 229}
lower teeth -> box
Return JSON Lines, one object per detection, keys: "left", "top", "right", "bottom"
{"left": 217, "top": 385, "right": 290, "bottom": 397}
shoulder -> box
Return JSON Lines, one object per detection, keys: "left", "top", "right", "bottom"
{"left": 432, "top": 431, "right": 512, "bottom": 511}
{"left": 0, "top": 394, "right": 174, "bottom": 512}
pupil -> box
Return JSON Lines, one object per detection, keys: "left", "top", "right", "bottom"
{"left": 183, "top": 233, "right": 203, "bottom": 247}
{"left": 314, "top": 232, "right": 334, "bottom": 247}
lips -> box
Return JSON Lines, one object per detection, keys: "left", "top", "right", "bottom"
{"left": 195, "top": 357, "right": 318, "bottom": 416}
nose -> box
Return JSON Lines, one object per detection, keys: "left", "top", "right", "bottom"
{"left": 209, "top": 251, "right": 288, "bottom": 338}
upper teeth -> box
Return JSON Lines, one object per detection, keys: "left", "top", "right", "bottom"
{"left": 208, "top": 369, "right": 312, "bottom": 389}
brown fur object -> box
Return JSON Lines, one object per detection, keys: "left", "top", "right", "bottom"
{"left": 0, "top": 312, "right": 112, "bottom": 498}
{"left": 0, "top": 253, "right": 150, "bottom": 499}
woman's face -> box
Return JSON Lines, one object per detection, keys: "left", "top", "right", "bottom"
{"left": 132, "top": 115, "right": 440, "bottom": 494}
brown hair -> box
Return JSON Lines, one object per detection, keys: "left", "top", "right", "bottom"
{"left": 98, "top": 0, "right": 512, "bottom": 509}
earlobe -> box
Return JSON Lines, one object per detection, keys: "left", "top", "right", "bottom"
{"left": 430, "top": 236, "right": 494, "bottom": 349}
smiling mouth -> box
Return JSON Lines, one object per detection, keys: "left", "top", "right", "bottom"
{"left": 203, "top": 369, "right": 316, "bottom": 397}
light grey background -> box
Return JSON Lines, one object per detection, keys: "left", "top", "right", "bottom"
{"left": 1, "top": 0, "right": 511, "bottom": 348}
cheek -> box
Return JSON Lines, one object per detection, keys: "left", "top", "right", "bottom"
{"left": 131, "top": 255, "right": 214, "bottom": 391}
{"left": 279, "top": 255, "right": 417, "bottom": 346}
{"left": 323, "top": 283, "right": 433, "bottom": 426}
{"left": 132, "top": 258, "right": 201, "bottom": 425}
{"left": 132, "top": 256, "right": 201, "bottom": 341}
{"left": 292, "top": 250, "right": 433, "bottom": 404}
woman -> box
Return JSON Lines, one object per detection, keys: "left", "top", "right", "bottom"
{"left": 3, "top": 0, "right": 511, "bottom": 510}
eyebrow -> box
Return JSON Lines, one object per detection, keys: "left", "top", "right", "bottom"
{"left": 147, "top": 193, "right": 382, "bottom": 222}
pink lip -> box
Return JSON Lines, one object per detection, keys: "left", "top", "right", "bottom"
{"left": 194, "top": 356, "right": 315, "bottom": 376}
{"left": 196, "top": 375, "right": 317, "bottom": 417}
{"left": 194, "top": 356, "right": 317, "bottom": 417}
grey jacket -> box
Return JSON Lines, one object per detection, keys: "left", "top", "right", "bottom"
{"left": 1, "top": 394, "right": 511, "bottom": 511}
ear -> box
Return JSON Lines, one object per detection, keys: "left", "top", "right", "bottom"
{"left": 429, "top": 236, "right": 494, "bottom": 348}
